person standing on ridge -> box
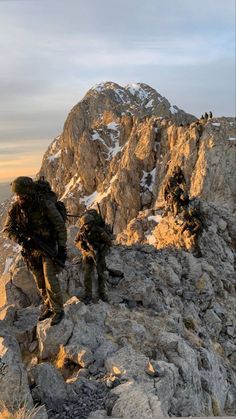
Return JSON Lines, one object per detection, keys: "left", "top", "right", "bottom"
{"left": 3, "top": 176, "right": 67, "bottom": 325}
{"left": 75, "top": 210, "right": 112, "bottom": 304}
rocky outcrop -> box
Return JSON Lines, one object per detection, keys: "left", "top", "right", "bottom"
{"left": 37, "top": 82, "right": 235, "bottom": 236}
{"left": 0, "top": 198, "right": 235, "bottom": 417}
{"left": 0, "top": 83, "right": 235, "bottom": 275}
{"left": 0, "top": 82, "right": 235, "bottom": 417}
{"left": 0, "top": 322, "right": 33, "bottom": 412}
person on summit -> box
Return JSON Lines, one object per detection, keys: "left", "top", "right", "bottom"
{"left": 3, "top": 176, "right": 67, "bottom": 325}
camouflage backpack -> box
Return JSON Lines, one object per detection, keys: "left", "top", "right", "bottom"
{"left": 34, "top": 179, "right": 67, "bottom": 222}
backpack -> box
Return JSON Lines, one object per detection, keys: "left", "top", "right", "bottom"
{"left": 34, "top": 179, "right": 67, "bottom": 222}
{"left": 54, "top": 201, "right": 67, "bottom": 222}
{"left": 188, "top": 201, "right": 207, "bottom": 230}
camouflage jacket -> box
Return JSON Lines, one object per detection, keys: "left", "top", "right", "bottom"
{"left": 181, "top": 216, "right": 202, "bottom": 235}
{"left": 164, "top": 179, "right": 186, "bottom": 200}
{"left": 3, "top": 198, "right": 67, "bottom": 247}
{"left": 75, "top": 224, "right": 112, "bottom": 255}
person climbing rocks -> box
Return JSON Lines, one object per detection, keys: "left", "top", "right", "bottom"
{"left": 75, "top": 209, "right": 112, "bottom": 304}
{"left": 3, "top": 176, "right": 67, "bottom": 325}
{"left": 181, "top": 206, "right": 203, "bottom": 257}
{"left": 164, "top": 166, "right": 189, "bottom": 217}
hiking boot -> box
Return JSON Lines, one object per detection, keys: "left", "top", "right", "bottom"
{"left": 99, "top": 292, "right": 108, "bottom": 303}
{"left": 83, "top": 295, "right": 92, "bottom": 305}
{"left": 193, "top": 249, "right": 202, "bottom": 258}
{"left": 51, "top": 311, "right": 65, "bottom": 326}
{"left": 39, "top": 307, "right": 53, "bottom": 321}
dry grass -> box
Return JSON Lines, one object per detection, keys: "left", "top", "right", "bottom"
{"left": 54, "top": 345, "right": 66, "bottom": 370}
{"left": 0, "top": 401, "right": 46, "bottom": 419}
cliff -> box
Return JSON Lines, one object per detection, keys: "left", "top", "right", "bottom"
{"left": 0, "top": 82, "right": 235, "bottom": 418}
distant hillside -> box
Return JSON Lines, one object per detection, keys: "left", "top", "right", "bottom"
{"left": 0, "top": 182, "right": 11, "bottom": 203}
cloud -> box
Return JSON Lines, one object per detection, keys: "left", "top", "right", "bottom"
{"left": 0, "top": 0, "right": 234, "bottom": 183}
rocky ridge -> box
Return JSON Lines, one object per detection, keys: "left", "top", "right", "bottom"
{"left": 37, "top": 82, "right": 235, "bottom": 236}
{"left": 0, "top": 82, "right": 235, "bottom": 418}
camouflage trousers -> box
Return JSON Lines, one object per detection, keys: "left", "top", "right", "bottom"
{"left": 165, "top": 196, "right": 181, "bottom": 217}
{"left": 184, "top": 231, "right": 202, "bottom": 257}
{"left": 24, "top": 250, "right": 63, "bottom": 314}
{"left": 171, "top": 200, "right": 181, "bottom": 217}
{"left": 82, "top": 251, "right": 107, "bottom": 299}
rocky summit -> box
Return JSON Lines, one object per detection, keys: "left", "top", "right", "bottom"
{"left": 0, "top": 82, "right": 235, "bottom": 418}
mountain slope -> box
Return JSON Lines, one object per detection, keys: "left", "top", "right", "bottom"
{"left": 0, "top": 81, "right": 235, "bottom": 418}
{"left": 38, "top": 82, "right": 235, "bottom": 235}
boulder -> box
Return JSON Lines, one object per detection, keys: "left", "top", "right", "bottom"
{"left": 31, "top": 363, "right": 68, "bottom": 410}
{"left": 37, "top": 316, "right": 74, "bottom": 360}
{"left": 0, "top": 326, "right": 33, "bottom": 411}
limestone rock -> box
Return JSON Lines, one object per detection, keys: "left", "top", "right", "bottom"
{"left": 0, "top": 325, "right": 33, "bottom": 411}
{"left": 57, "top": 343, "right": 94, "bottom": 368}
{"left": 37, "top": 316, "right": 74, "bottom": 360}
{"left": 0, "top": 256, "right": 40, "bottom": 311}
{"left": 94, "top": 340, "right": 119, "bottom": 367}
{"left": 38, "top": 87, "right": 235, "bottom": 235}
{"left": 31, "top": 363, "right": 68, "bottom": 410}
{"left": 111, "top": 382, "right": 165, "bottom": 418}
{"left": 12, "top": 306, "right": 39, "bottom": 350}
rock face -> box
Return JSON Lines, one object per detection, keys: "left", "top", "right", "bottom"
{"left": 0, "top": 322, "right": 33, "bottom": 411}
{"left": 0, "top": 204, "right": 235, "bottom": 418}
{"left": 0, "top": 81, "right": 235, "bottom": 418}
{"left": 37, "top": 82, "right": 235, "bottom": 236}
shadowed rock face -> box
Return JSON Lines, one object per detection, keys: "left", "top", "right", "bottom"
{"left": 0, "top": 82, "right": 235, "bottom": 418}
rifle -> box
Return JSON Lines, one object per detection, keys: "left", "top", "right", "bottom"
{"left": 97, "top": 202, "right": 102, "bottom": 218}
{"left": 97, "top": 202, "right": 117, "bottom": 235}
{"left": 15, "top": 227, "right": 65, "bottom": 269}
{"left": 78, "top": 231, "right": 97, "bottom": 266}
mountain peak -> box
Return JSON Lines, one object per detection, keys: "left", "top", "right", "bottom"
{"left": 81, "top": 81, "right": 196, "bottom": 123}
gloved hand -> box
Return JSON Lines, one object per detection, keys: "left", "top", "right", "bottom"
{"left": 81, "top": 241, "right": 89, "bottom": 251}
{"left": 19, "top": 237, "right": 34, "bottom": 250}
{"left": 57, "top": 246, "right": 67, "bottom": 266}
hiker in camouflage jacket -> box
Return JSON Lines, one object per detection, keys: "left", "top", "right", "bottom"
{"left": 3, "top": 176, "right": 67, "bottom": 325}
{"left": 75, "top": 211, "right": 112, "bottom": 304}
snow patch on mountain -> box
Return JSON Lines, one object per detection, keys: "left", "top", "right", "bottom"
{"left": 140, "top": 168, "right": 156, "bottom": 192}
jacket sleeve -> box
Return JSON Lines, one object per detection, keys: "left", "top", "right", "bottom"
{"left": 75, "top": 232, "right": 84, "bottom": 249}
{"left": 99, "top": 228, "right": 112, "bottom": 247}
{"left": 2, "top": 204, "right": 20, "bottom": 242}
{"left": 192, "top": 218, "right": 202, "bottom": 234}
{"left": 44, "top": 200, "right": 67, "bottom": 247}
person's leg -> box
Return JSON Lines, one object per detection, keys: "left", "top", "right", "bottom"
{"left": 83, "top": 256, "right": 94, "bottom": 303}
{"left": 29, "top": 254, "right": 48, "bottom": 304}
{"left": 97, "top": 252, "right": 108, "bottom": 301}
{"left": 173, "top": 200, "right": 180, "bottom": 217}
{"left": 27, "top": 253, "right": 52, "bottom": 320}
{"left": 43, "top": 257, "right": 63, "bottom": 314}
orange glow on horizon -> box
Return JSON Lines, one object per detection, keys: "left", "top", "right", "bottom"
{"left": 0, "top": 155, "right": 41, "bottom": 183}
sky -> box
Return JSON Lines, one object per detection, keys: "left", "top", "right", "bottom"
{"left": 0, "top": 0, "right": 235, "bottom": 184}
